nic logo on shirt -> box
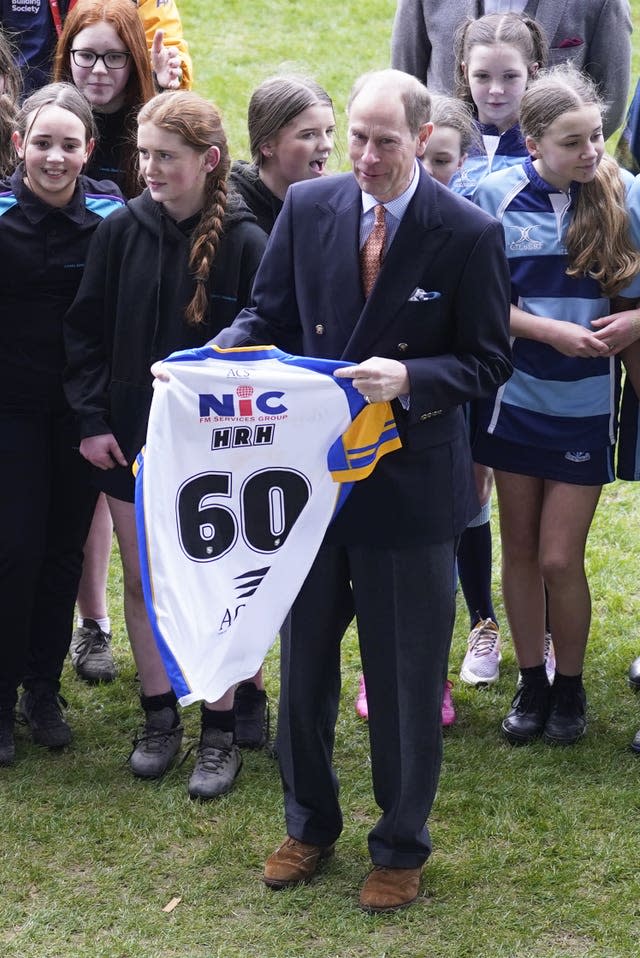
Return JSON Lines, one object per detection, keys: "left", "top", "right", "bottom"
{"left": 199, "top": 385, "right": 288, "bottom": 422}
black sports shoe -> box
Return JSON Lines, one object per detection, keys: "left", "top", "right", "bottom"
{"left": 18, "top": 689, "right": 72, "bottom": 749}
{"left": 543, "top": 681, "right": 587, "bottom": 745}
{"left": 70, "top": 619, "right": 117, "bottom": 683}
{"left": 0, "top": 709, "right": 15, "bottom": 765}
{"left": 129, "top": 707, "right": 183, "bottom": 779}
{"left": 501, "top": 681, "right": 550, "bottom": 745}
{"left": 187, "top": 728, "right": 242, "bottom": 800}
{"left": 234, "top": 682, "right": 269, "bottom": 749}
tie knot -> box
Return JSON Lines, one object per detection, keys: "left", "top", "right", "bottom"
{"left": 374, "top": 204, "right": 385, "bottom": 226}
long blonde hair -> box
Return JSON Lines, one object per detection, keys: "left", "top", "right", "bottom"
{"left": 138, "top": 91, "right": 230, "bottom": 326}
{"left": 521, "top": 64, "right": 640, "bottom": 298}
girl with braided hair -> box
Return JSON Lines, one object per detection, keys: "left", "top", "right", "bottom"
{"left": 64, "top": 90, "right": 267, "bottom": 791}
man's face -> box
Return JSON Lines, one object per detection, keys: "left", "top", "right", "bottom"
{"left": 348, "top": 86, "right": 430, "bottom": 202}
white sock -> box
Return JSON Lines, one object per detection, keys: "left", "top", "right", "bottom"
{"left": 77, "top": 616, "right": 111, "bottom": 633}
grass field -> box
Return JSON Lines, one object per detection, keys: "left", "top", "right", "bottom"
{"left": 2, "top": 3, "right": 640, "bottom": 957}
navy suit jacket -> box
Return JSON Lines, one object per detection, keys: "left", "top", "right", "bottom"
{"left": 216, "top": 165, "right": 512, "bottom": 546}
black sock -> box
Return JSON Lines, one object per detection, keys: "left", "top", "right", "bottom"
{"left": 520, "top": 664, "right": 549, "bottom": 688}
{"left": 201, "top": 705, "right": 235, "bottom": 733}
{"left": 553, "top": 670, "right": 583, "bottom": 690}
{"left": 140, "top": 690, "right": 179, "bottom": 726}
{"left": 457, "top": 520, "right": 497, "bottom": 628}
{"left": 141, "top": 690, "right": 178, "bottom": 711}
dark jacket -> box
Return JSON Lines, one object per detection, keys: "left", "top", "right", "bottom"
{"left": 85, "top": 107, "right": 134, "bottom": 197}
{"left": 229, "top": 161, "right": 283, "bottom": 235}
{"left": 215, "top": 166, "right": 513, "bottom": 546}
{"left": 0, "top": 168, "right": 123, "bottom": 408}
{"left": 0, "top": 0, "right": 74, "bottom": 95}
{"left": 63, "top": 188, "right": 267, "bottom": 463}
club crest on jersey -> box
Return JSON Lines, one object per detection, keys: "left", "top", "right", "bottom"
{"left": 199, "top": 385, "right": 288, "bottom": 422}
{"left": 507, "top": 224, "right": 544, "bottom": 251}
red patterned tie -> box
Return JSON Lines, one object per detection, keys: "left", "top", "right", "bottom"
{"left": 360, "top": 204, "right": 386, "bottom": 298}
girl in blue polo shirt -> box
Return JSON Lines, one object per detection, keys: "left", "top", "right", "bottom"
{"left": 449, "top": 12, "right": 547, "bottom": 197}
{"left": 0, "top": 82, "right": 124, "bottom": 766}
{"left": 473, "top": 64, "right": 640, "bottom": 748}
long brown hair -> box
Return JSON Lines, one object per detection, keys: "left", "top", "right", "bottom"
{"left": 53, "top": 0, "right": 154, "bottom": 196}
{"left": 138, "top": 91, "right": 231, "bottom": 326}
{"left": 0, "top": 27, "right": 22, "bottom": 177}
{"left": 521, "top": 64, "right": 640, "bottom": 297}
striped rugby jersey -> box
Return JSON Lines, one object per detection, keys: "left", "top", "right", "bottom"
{"left": 449, "top": 122, "right": 528, "bottom": 197}
{"left": 473, "top": 156, "right": 629, "bottom": 453}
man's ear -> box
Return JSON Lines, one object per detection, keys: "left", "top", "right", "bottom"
{"left": 416, "top": 121, "right": 433, "bottom": 158}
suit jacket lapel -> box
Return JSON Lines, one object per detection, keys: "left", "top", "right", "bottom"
{"left": 316, "top": 178, "right": 365, "bottom": 343}
{"left": 531, "top": 1, "right": 565, "bottom": 51}
{"left": 343, "top": 168, "right": 452, "bottom": 360}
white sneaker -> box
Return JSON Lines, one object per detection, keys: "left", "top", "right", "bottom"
{"left": 543, "top": 632, "right": 556, "bottom": 684}
{"left": 459, "top": 618, "right": 501, "bottom": 686}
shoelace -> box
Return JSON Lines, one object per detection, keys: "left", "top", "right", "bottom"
{"left": 195, "top": 742, "right": 233, "bottom": 772}
{"left": 469, "top": 619, "right": 498, "bottom": 656}
{"left": 74, "top": 628, "right": 111, "bottom": 658}
{"left": 133, "top": 721, "right": 183, "bottom": 753}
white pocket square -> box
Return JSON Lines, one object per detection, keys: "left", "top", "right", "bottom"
{"left": 409, "top": 287, "right": 441, "bottom": 302}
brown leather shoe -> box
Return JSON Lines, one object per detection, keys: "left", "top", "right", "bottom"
{"left": 359, "top": 865, "right": 423, "bottom": 913}
{"left": 263, "top": 836, "right": 335, "bottom": 888}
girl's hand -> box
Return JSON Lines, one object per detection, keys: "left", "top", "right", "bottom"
{"left": 546, "top": 321, "right": 611, "bottom": 359}
{"left": 80, "top": 434, "right": 127, "bottom": 470}
{"left": 591, "top": 310, "right": 640, "bottom": 355}
{"left": 151, "top": 30, "right": 183, "bottom": 90}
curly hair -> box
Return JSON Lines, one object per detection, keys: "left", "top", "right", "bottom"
{"left": 138, "top": 91, "right": 231, "bottom": 326}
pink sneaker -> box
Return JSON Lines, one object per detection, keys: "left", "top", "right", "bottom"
{"left": 441, "top": 679, "right": 456, "bottom": 726}
{"left": 355, "top": 674, "right": 368, "bottom": 720}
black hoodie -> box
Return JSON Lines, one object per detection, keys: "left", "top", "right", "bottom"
{"left": 229, "top": 161, "right": 283, "bottom": 235}
{"left": 64, "top": 187, "right": 267, "bottom": 471}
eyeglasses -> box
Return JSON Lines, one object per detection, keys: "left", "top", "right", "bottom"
{"left": 70, "top": 49, "right": 131, "bottom": 70}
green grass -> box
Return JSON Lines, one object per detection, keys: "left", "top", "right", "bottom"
{"left": 3, "top": 3, "right": 640, "bottom": 956}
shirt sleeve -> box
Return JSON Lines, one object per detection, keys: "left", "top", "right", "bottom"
{"left": 136, "top": 0, "right": 193, "bottom": 89}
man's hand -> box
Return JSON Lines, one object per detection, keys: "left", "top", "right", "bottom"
{"left": 334, "top": 357, "right": 409, "bottom": 402}
{"left": 79, "top": 434, "right": 127, "bottom": 470}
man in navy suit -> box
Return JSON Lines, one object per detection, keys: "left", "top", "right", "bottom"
{"left": 215, "top": 69, "right": 512, "bottom": 912}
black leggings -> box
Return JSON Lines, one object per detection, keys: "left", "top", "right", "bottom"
{"left": 0, "top": 403, "right": 97, "bottom": 709}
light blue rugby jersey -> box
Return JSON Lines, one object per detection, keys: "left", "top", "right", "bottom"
{"left": 473, "top": 156, "right": 631, "bottom": 453}
{"left": 449, "top": 122, "right": 528, "bottom": 197}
